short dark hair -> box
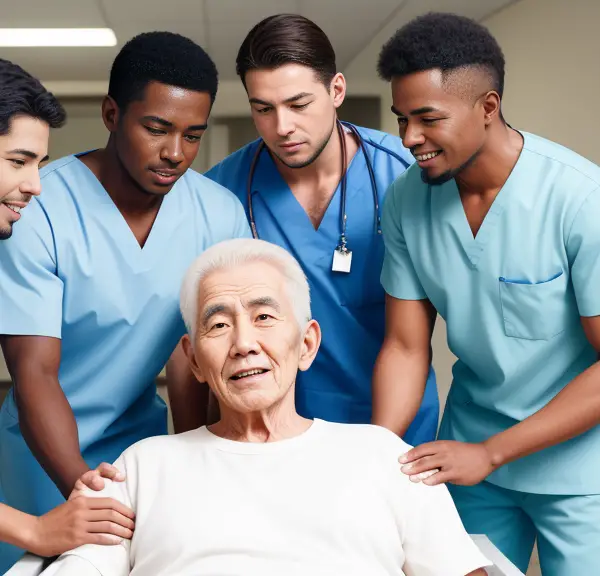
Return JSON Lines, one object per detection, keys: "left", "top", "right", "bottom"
{"left": 108, "top": 31, "right": 218, "bottom": 111}
{"left": 377, "top": 12, "right": 505, "bottom": 97}
{"left": 236, "top": 14, "right": 337, "bottom": 87}
{"left": 0, "top": 59, "right": 66, "bottom": 136}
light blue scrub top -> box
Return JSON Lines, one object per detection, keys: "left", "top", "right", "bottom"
{"left": 206, "top": 124, "right": 439, "bottom": 445}
{"left": 0, "top": 154, "right": 251, "bottom": 516}
{"left": 381, "top": 131, "right": 600, "bottom": 495}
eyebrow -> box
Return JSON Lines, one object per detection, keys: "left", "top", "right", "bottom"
{"left": 249, "top": 92, "right": 313, "bottom": 107}
{"left": 390, "top": 105, "right": 443, "bottom": 117}
{"left": 201, "top": 303, "right": 228, "bottom": 327}
{"left": 200, "top": 296, "right": 281, "bottom": 327}
{"left": 247, "top": 296, "right": 281, "bottom": 312}
{"left": 141, "top": 115, "right": 208, "bottom": 131}
{"left": 8, "top": 148, "right": 49, "bottom": 162}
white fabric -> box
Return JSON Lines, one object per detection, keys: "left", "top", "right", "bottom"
{"left": 47, "top": 420, "right": 490, "bottom": 576}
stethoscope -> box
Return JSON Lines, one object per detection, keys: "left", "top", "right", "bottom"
{"left": 247, "top": 120, "right": 385, "bottom": 251}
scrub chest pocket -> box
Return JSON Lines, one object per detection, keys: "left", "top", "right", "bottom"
{"left": 499, "top": 271, "right": 567, "bottom": 340}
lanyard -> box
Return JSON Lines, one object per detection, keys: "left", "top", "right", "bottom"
{"left": 246, "top": 120, "right": 382, "bottom": 251}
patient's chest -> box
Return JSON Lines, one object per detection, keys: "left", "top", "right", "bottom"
{"left": 128, "top": 443, "right": 406, "bottom": 576}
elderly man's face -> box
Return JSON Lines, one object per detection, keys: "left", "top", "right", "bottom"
{"left": 187, "top": 261, "right": 319, "bottom": 414}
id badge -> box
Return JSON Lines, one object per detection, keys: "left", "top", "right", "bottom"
{"left": 332, "top": 248, "right": 352, "bottom": 273}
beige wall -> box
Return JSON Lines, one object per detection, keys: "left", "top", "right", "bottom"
{"left": 485, "top": 0, "right": 600, "bottom": 164}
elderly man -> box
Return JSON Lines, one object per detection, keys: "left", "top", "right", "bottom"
{"left": 43, "top": 238, "right": 490, "bottom": 576}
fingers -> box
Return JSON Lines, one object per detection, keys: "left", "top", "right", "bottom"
{"left": 96, "top": 462, "right": 125, "bottom": 482}
{"left": 423, "top": 470, "right": 453, "bottom": 486}
{"left": 78, "top": 470, "right": 106, "bottom": 492}
{"left": 86, "top": 497, "right": 135, "bottom": 520}
{"left": 86, "top": 519, "right": 134, "bottom": 540}
{"left": 409, "top": 468, "right": 441, "bottom": 483}
{"left": 86, "top": 533, "right": 125, "bottom": 546}
{"left": 399, "top": 441, "right": 445, "bottom": 464}
{"left": 87, "top": 508, "right": 135, "bottom": 531}
{"left": 401, "top": 454, "right": 443, "bottom": 476}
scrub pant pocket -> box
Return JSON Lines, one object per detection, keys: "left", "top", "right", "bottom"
{"left": 449, "top": 481, "right": 600, "bottom": 576}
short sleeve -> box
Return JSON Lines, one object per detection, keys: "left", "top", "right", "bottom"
{"left": 380, "top": 182, "right": 427, "bottom": 300}
{"left": 57, "top": 455, "right": 133, "bottom": 576}
{"left": 0, "top": 200, "right": 64, "bottom": 337}
{"left": 567, "top": 187, "right": 600, "bottom": 317}
{"left": 401, "top": 481, "right": 491, "bottom": 576}
{"left": 232, "top": 196, "right": 252, "bottom": 240}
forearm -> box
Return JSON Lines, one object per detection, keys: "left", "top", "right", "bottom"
{"left": 484, "top": 361, "right": 600, "bottom": 467}
{"left": 0, "top": 503, "right": 36, "bottom": 550}
{"left": 372, "top": 343, "right": 430, "bottom": 436}
{"left": 16, "top": 376, "right": 88, "bottom": 498}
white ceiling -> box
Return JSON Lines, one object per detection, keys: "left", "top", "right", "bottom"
{"left": 0, "top": 0, "right": 517, "bottom": 84}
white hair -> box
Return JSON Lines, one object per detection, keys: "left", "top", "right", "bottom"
{"left": 180, "top": 238, "right": 312, "bottom": 339}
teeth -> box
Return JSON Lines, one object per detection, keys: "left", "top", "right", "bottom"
{"left": 233, "top": 369, "right": 265, "bottom": 379}
{"left": 5, "top": 204, "right": 21, "bottom": 214}
{"left": 415, "top": 151, "right": 441, "bottom": 162}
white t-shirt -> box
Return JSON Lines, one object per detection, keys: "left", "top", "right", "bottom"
{"left": 45, "top": 420, "right": 490, "bottom": 576}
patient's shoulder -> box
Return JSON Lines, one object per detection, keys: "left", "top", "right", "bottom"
{"left": 317, "top": 420, "right": 413, "bottom": 459}
{"left": 118, "top": 428, "right": 205, "bottom": 465}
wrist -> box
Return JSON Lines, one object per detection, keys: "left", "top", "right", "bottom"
{"left": 15, "top": 513, "right": 40, "bottom": 552}
{"left": 482, "top": 436, "right": 506, "bottom": 469}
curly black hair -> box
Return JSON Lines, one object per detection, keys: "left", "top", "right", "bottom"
{"left": 377, "top": 12, "right": 505, "bottom": 97}
{"left": 0, "top": 59, "right": 66, "bottom": 136}
{"left": 108, "top": 31, "right": 218, "bottom": 111}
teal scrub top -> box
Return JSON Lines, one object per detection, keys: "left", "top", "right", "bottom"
{"left": 381, "top": 131, "right": 600, "bottom": 495}
{"left": 0, "top": 154, "right": 251, "bottom": 516}
{"left": 205, "top": 124, "right": 439, "bottom": 444}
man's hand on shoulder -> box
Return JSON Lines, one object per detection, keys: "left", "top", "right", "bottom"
{"left": 398, "top": 440, "right": 495, "bottom": 486}
{"left": 70, "top": 462, "right": 126, "bottom": 497}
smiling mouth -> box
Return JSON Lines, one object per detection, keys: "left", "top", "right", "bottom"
{"left": 414, "top": 150, "right": 442, "bottom": 162}
{"left": 4, "top": 204, "right": 22, "bottom": 214}
{"left": 230, "top": 368, "right": 269, "bottom": 381}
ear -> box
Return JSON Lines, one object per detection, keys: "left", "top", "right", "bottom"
{"left": 101, "top": 95, "right": 121, "bottom": 133}
{"left": 181, "top": 333, "right": 206, "bottom": 383}
{"left": 298, "top": 319, "right": 321, "bottom": 372}
{"left": 481, "top": 91, "right": 502, "bottom": 126}
{"left": 329, "top": 72, "right": 347, "bottom": 110}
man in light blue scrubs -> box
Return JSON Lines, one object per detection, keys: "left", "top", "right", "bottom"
{"left": 205, "top": 14, "right": 438, "bottom": 443}
{"left": 0, "top": 31, "right": 250, "bottom": 543}
{"left": 374, "top": 13, "right": 600, "bottom": 576}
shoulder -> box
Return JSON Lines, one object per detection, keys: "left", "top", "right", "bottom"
{"left": 522, "top": 131, "right": 600, "bottom": 192}
{"left": 179, "top": 169, "right": 246, "bottom": 211}
{"left": 40, "top": 155, "right": 81, "bottom": 181}
{"left": 119, "top": 429, "right": 202, "bottom": 466}
{"left": 317, "top": 420, "right": 412, "bottom": 459}
{"left": 204, "top": 139, "right": 263, "bottom": 195}
{"left": 352, "top": 125, "right": 414, "bottom": 168}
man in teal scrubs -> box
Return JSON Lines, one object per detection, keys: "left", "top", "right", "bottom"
{"left": 205, "top": 14, "right": 438, "bottom": 442}
{"left": 0, "top": 31, "right": 250, "bottom": 548}
{"left": 373, "top": 12, "right": 600, "bottom": 576}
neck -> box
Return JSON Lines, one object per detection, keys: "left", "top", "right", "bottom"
{"left": 84, "top": 138, "right": 163, "bottom": 217}
{"left": 455, "top": 123, "right": 524, "bottom": 197}
{"left": 209, "top": 384, "right": 311, "bottom": 442}
{"left": 274, "top": 121, "right": 356, "bottom": 187}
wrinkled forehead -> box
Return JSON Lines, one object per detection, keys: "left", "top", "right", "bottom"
{"left": 196, "top": 261, "right": 291, "bottom": 315}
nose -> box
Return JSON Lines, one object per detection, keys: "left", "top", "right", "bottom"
{"left": 401, "top": 121, "right": 426, "bottom": 150}
{"left": 230, "top": 316, "right": 261, "bottom": 359}
{"left": 19, "top": 168, "right": 42, "bottom": 197}
{"left": 276, "top": 109, "right": 295, "bottom": 138}
{"left": 160, "top": 134, "right": 184, "bottom": 165}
